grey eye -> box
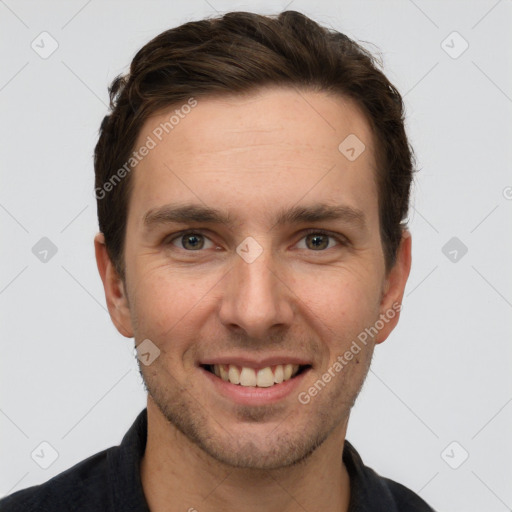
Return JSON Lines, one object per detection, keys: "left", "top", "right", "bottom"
{"left": 296, "top": 232, "right": 339, "bottom": 251}
{"left": 171, "top": 233, "right": 214, "bottom": 250}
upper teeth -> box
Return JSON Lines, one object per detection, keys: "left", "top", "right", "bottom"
{"left": 212, "top": 364, "right": 300, "bottom": 387}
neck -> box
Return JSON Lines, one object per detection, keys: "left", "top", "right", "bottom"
{"left": 140, "top": 398, "right": 351, "bottom": 512}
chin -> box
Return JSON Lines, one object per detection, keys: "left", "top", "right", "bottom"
{"left": 148, "top": 385, "right": 331, "bottom": 470}
{"left": 191, "top": 427, "right": 328, "bottom": 470}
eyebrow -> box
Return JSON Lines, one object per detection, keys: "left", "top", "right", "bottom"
{"left": 143, "top": 202, "right": 367, "bottom": 232}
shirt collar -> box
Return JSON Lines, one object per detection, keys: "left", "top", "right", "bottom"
{"left": 109, "top": 408, "right": 150, "bottom": 511}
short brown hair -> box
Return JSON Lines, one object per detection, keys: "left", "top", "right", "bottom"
{"left": 94, "top": 10, "right": 415, "bottom": 279}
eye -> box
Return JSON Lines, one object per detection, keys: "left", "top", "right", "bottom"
{"left": 167, "top": 231, "right": 216, "bottom": 251}
{"left": 164, "top": 229, "right": 348, "bottom": 253}
{"left": 296, "top": 230, "right": 347, "bottom": 251}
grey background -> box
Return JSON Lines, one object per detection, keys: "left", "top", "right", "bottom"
{"left": 1, "top": 1, "right": 511, "bottom": 510}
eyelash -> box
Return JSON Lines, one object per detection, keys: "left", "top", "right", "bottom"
{"left": 164, "top": 228, "right": 349, "bottom": 252}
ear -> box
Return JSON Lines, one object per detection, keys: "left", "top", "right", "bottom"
{"left": 374, "top": 230, "right": 412, "bottom": 344}
{"left": 94, "top": 232, "right": 134, "bottom": 338}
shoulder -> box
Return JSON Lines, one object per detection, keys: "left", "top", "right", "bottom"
{"left": 0, "top": 446, "right": 116, "bottom": 512}
{"left": 343, "top": 440, "right": 436, "bottom": 511}
{"left": 374, "top": 471, "right": 436, "bottom": 511}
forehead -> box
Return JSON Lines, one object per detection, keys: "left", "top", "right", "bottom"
{"left": 128, "top": 86, "right": 378, "bottom": 230}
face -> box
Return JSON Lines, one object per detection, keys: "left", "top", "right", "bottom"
{"left": 96, "top": 86, "right": 411, "bottom": 470}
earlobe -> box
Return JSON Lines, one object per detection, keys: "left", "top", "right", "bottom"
{"left": 374, "top": 230, "right": 412, "bottom": 344}
{"left": 94, "top": 233, "right": 134, "bottom": 338}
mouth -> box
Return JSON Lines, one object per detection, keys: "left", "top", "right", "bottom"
{"left": 201, "top": 363, "right": 312, "bottom": 388}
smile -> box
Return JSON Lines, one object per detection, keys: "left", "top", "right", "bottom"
{"left": 202, "top": 363, "right": 311, "bottom": 388}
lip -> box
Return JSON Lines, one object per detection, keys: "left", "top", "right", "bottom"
{"left": 199, "top": 356, "right": 312, "bottom": 369}
{"left": 200, "top": 365, "right": 311, "bottom": 406}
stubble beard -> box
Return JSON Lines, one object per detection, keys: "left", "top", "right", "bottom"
{"left": 137, "top": 350, "right": 373, "bottom": 471}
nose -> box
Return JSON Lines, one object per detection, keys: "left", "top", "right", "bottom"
{"left": 218, "top": 244, "right": 295, "bottom": 341}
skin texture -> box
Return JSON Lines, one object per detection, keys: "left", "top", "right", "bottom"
{"left": 95, "top": 86, "right": 412, "bottom": 512}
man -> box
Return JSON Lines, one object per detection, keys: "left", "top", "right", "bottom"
{"left": 0, "top": 10, "right": 436, "bottom": 511}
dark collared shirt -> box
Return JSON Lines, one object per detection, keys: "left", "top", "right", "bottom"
{"left": 0, "top": 408, "right": 436, "bottom": 511}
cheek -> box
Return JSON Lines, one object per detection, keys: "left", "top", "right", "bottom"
{"left": 299, "top": 263, "right": 380, "bottom": 305}
{"left": 129, "top": 261, "right": 219, "bottom": 341}
{"left": 292, "top": 266, "right": 382, "bottom": 339}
